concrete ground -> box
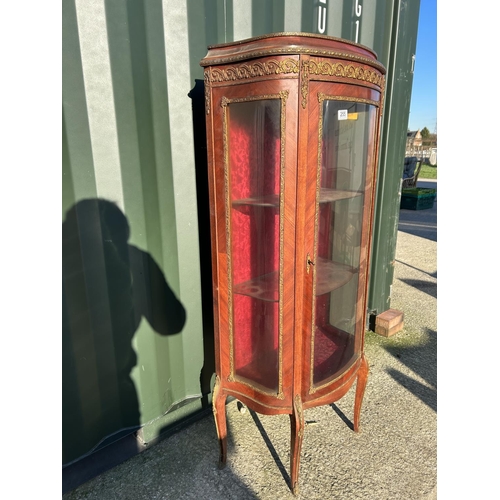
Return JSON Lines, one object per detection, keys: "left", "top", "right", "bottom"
{"left": 63, "top": 180, "right": 437, "bottom": 500}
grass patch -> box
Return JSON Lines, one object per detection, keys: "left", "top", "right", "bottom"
{"left": 419, "top": 163, "right": 437, "bottom": 179}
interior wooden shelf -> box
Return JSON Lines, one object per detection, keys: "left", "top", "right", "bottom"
{"left": 319, "top": 188, "right": 361, "bottom": 203}
{"left": 316, "top": 257, "right": 357, "bottom": 295}
{"left": 233, "top": 258, "right": 356, "bottom": 302}
{"left": 232, "top": 194, "right": 279, "bottom": 209}
{"left": 232, "top": 189, "right": 360, "bottom": 210}
{"left": 233, "top": 271, "right": 279, "bottom": 302}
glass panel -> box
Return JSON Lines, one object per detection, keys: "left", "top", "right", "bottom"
{"left": 313, "top": 100, "right": 377, "bottom": 386}
{"left": 228, "top": 99, "right": 281, "bottom": 393}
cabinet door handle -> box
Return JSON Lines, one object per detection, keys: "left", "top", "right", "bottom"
{"left": 306, "top": 253, "right": 315, "bottom": 274}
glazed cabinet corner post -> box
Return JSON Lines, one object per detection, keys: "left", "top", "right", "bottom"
{"left": 201, "top": 33, "right": 385, "bottom": 495}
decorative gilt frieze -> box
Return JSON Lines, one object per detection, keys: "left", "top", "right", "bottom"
{"left": 202, "top": 47, "right": 386, "bottom": 75}
{"left": 204, "top": 70, "right": 211, "bottom": 115}
{"left": 221, "top": 97, "right": 234, "bottom": 384}
{"left": 277, "top": 89, "right": 288, "bottom": 400}
{"left": 308, "top": 60, "right": 384, "bottom": 88}
{"left": 300, "top": 59, "right": 383, "bottom": 109}
{"left": 317, "top": 93, "right": 380, "bottom": 108}
{"left": 294, "top": 395, "right": 304, "bottom": 438}
{"left": 212, "top": 375, "right": 221, "bottom": 430}
{"left": 210, "top": 58, "right": 382, "bottom": 112}
{"left": 210, "top": 58, "right": 299, "bottom": 84}
{"left": 301, "top": 60, "right": 309, "bottom": 109}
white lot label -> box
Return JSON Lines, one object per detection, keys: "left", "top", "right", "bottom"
{"left": 338, "top": 110, "right": 348, "bottom": 120}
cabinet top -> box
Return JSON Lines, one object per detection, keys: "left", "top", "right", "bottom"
{"left": 200, "top": 32, "right": 385, "bottom": 74}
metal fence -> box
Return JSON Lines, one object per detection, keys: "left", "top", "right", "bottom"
{"left": 405, "top": 148, "right": 438, "bottom": 165}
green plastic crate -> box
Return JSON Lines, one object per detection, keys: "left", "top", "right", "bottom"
{"left": 400, "top": 188, "right": 436, "bottom": 210}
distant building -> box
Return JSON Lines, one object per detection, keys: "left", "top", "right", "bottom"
{"left": 406, "top": 130, "right": 422, "bottom": 155}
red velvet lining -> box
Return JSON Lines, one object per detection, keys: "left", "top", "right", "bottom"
{"left": 229, "top": 116, "right": 280, "bottom": 391}
{"left": 313, "top": 323, "right": 354, "bottom": 384}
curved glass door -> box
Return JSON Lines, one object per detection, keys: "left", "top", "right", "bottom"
{"left": 312, "top": 97, "right": 377, "bottom": 388}
{"left": 224, "top": 96, "right": 284, "bottom": 396}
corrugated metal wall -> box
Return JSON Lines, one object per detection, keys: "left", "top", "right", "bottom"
{"left": 62, "top": 0, "right": 206, "bottom": 465}
{"left": 62, "top": 0, "right": 419, "bottom": 468}
{"left": 367, "top": 0, "right": 421, "bottom": 317}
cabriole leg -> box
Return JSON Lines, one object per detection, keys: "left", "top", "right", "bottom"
{"left": 212, "top": 375, "right": 228, "bottom": 466}
{"left": 290, "top": 395, "right": 305, "bottom": 495}
{"left": 353, "top": 355, "right": 369, "bottom": 432}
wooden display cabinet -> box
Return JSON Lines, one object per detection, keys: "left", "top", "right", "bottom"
{"left": 200, "top": 33, "right": 385, "bottom": 494}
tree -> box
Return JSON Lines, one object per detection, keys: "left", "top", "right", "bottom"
{"left": 421, "top": 127, "right": 430, "bottom": 139}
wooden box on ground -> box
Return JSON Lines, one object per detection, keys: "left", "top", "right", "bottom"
{"left": 375, "top": 309, "right": 404, "bottom": 337}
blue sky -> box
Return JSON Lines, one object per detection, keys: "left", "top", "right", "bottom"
{"left": 408, "top": 0, "right": 437, "bottom": 133}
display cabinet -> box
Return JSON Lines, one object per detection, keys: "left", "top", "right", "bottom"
{"left": 200, "top": 33, "right": 385, "bottom": 494}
